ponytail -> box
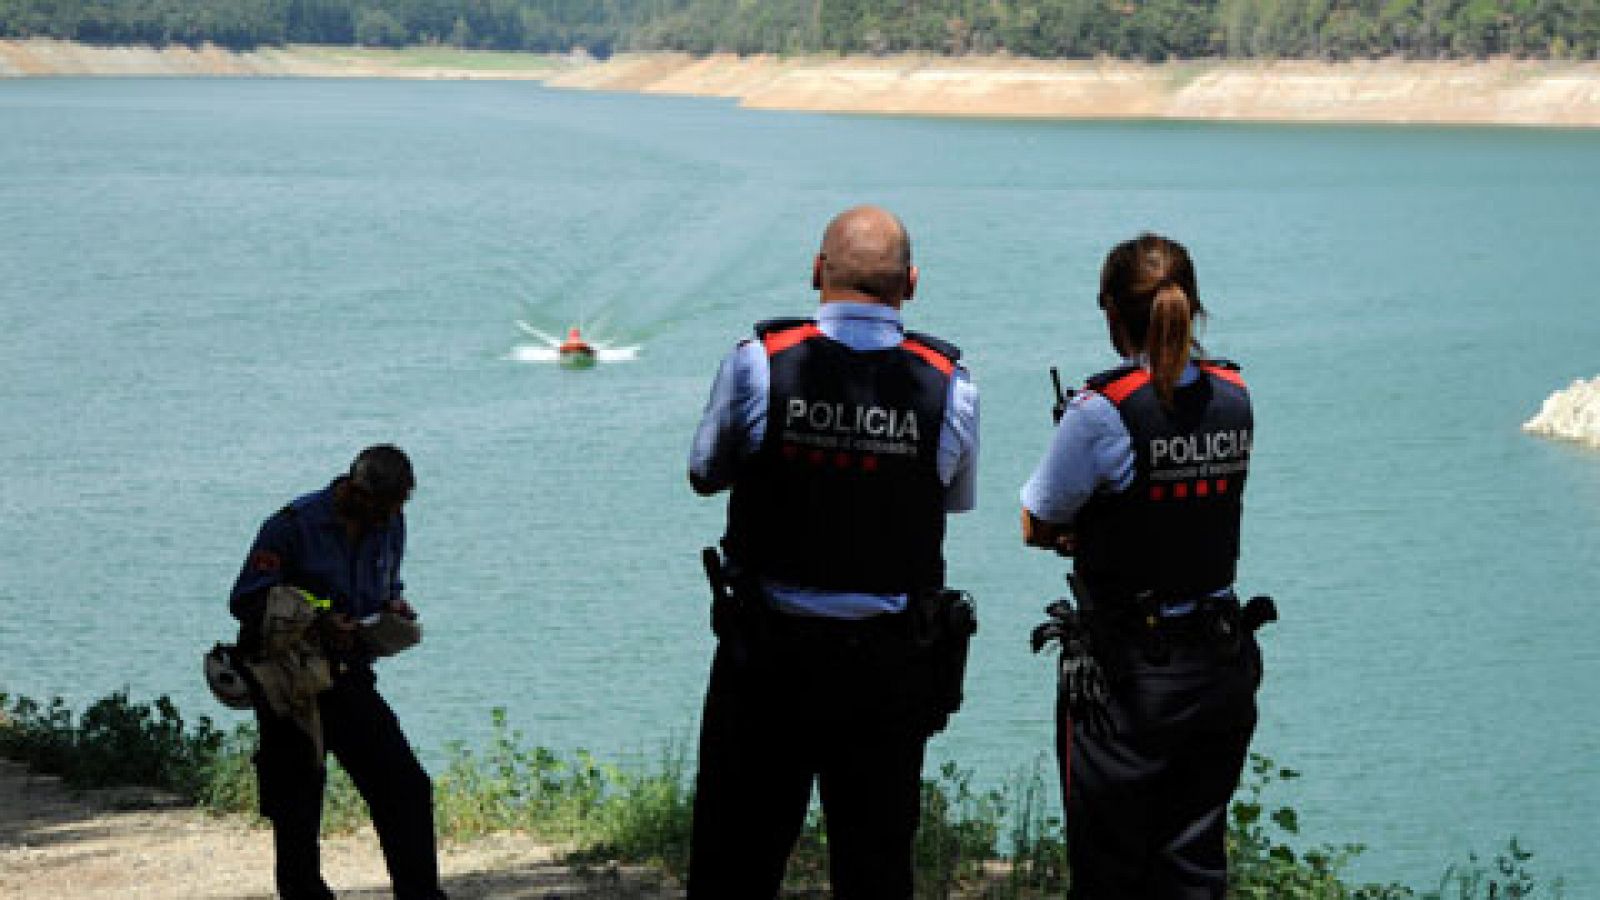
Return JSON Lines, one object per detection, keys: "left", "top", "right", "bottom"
{"left": 1097, "top": 233, "right": 1205, "bottom": 408}
{"left": 1146, "top": 283, "right": 1193, "bottom": 406}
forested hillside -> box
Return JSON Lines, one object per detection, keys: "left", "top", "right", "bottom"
{"left": 1, "top": 0, "right": 1596, "bottom": 61}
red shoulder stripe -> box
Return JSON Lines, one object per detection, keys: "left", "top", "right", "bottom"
{"left": 901, "top": 338, "right": 955, "bottom": 377}
{"left": 1097, "top": 369, "right": 1151, "bottom": 405}
{"left": 1200, "top": 364, "right": 1247, "bottom": 390}
{"left": 762, "top": 323, "right": 824, "bottom": 356}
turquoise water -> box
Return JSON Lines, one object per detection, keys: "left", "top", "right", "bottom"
{"left": 2, "top": 78, "right": 1598, "bottom": 890}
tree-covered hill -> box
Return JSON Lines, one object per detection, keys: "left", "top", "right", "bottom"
{"left": 1, "top": 0, "right": 1597, "bottom": 61}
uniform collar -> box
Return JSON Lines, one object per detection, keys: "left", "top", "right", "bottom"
{"left": 818, "top": 302, "right": 903, "bottom": 328}
{"left": 300, "top": 480, "right": 342, "bottom": 530}
{"left": 1122, "top": 355, "right": 1201, "bottom": 387}
{"left": 305, "top": 477, "right": 401, "bottom": 534}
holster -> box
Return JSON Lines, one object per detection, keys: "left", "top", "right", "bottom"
{"left": 909, "top": 588, "right": 978, "bottom": 728}
{"left": 703, "top": 547, "right": 768, "bottom": 667}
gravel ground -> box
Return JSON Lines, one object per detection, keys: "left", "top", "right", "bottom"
{"left": 0, "top": 759, "right": 683, "bottom": 899}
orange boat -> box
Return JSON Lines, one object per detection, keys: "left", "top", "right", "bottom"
{"left": 558, "top": 327, "right": 596, "bottom": 369}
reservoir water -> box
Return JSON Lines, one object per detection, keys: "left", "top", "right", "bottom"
{"left": 2, "top": 77, "right": 1597, "bottom": 891}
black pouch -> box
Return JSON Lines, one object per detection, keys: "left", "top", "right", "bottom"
{"left": 703, "top": 547, "right": 772, "bottom": 673}
{"left": 703, "top": 546, "right": 754, "bottom": 642}
{"left": 911, "top": 589, "right": 978, "bottom": 728}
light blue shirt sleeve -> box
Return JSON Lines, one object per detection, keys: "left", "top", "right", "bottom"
{"left": 940, "top": 367, "right": 979, "bottom": 513}
{"left": 1019, "top": 390, "right": 1135, "bottom": 525}
{"left": 688, "top": 340, "right": 767, "bottom": 492}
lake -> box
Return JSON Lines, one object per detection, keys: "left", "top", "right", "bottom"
{"left": 1, "top": 77, "right": 1597, "bottom": 890}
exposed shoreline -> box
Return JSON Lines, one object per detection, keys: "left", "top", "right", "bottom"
{"left": 5, "top": 38, "right": 1600, "bottom": 127}
{"left": 0, "top": 758, "right": 680, "bottom": 898}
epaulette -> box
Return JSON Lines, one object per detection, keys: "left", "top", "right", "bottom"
{"left": 1197, "top": 358, "right": 1248, "bottom": 390}
{"left": 1083, "top": 363, "right": 1144, "bottom": 392}
{"left": 1081, "top": 363, "right": 1151, "bottom": 407}
{"left": 903, "top": 330, "right": 961, "bottom": 364}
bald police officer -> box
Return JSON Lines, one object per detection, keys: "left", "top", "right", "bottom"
{"left": 686, "top": 206, "right": 980, "bottom": 899}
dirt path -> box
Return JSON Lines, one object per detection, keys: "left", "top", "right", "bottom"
{"left": 0, "top": 759, "right": 681, "bottom": 899}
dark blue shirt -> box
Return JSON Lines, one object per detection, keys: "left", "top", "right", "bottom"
{"left": 230, "top": 478, "right": 406, "bottom": 623}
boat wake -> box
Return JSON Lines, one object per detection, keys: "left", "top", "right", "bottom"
{"left": 506, "top": 321, "right": 641, "bottom": 365}
{"left": 1523, "top": 375, "right": 1600, "bottom": 448}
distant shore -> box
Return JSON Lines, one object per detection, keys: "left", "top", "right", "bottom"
{"left": 5, "top": 39, "right": 1600, "bottom": 127}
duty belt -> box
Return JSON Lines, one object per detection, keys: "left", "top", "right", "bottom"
{"left": 1083, "top": 583, "right": 1276, "bottom": 666}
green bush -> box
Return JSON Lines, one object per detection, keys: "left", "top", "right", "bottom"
{"left": 1227, "top": 753, "right": 1407, "bottom": 899}
{"left": 0, "top": 689, "right": 228, "bottom": 802}
{"left": 194, "top": 720, "right": 259, "bottom": 814}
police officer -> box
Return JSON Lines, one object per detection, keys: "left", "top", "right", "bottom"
{"left": 686, "top": 205, "right": 980, "bottom": 899}
{"left": 1021, "top": 234, "right": 1263, "bottom": 899}
{"left": 229, "top": 444, "right": 447, "bottom": 900}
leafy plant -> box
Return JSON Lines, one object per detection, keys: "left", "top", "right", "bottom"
{"left": 1419, "top": 838, "right": 1566, "bottom": 900}
{"left": 0, "top": 688, "right": 227, "bottom": 802}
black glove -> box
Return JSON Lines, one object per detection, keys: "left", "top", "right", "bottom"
{"left": 1032, "top": 601, "right": 1114, "bottom": 737}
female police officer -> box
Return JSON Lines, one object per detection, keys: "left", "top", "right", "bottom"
{"left": 1021, "top": 233, "right": 1264, "bottom": 899}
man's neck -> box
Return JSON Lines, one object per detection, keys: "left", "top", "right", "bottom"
{"left": 819, "top": 289, "right": 900, "bottom": 308}
{"left": 330, "top": 481, "right": 368, "bottom": 543}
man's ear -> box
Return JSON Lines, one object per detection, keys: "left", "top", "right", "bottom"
{"left": 903, "top": 265, "right": 919, "bottom": 303}
{"left": 812, "top": 255, "right": 823, "bottom": 291}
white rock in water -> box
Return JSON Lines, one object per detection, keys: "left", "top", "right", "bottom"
{"left": 1523, "top": 376, "right": 1600, "bottom": 448}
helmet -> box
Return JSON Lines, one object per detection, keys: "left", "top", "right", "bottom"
{"left": 204, "top": 643, "right": 253, "bottom": 710}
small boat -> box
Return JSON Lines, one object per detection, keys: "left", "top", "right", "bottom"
{"left": 557, "top": 327, "right": 596, "bottom": 369}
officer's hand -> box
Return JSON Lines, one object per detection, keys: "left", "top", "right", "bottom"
{"left": 388, "top": 597, "right": 418, "bottom": 621}
{"left": 1050, "top": 531, "right": 1076, "bottom": 557}
{"left": 1021, "top": 510, "right": 1076, "bottom": 557}
{"left": 317, "top": 612, "right": 358, "bottom": 651}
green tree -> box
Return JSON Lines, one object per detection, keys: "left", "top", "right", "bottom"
{"left": 355, "top": 5, "right": 406, "bottom": 44}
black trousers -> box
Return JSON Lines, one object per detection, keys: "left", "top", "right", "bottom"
{"left": 253, "top": 667, "right": 445, "bottom": 900}
{"left": 687, "top": 615, "right": 940, "bottom": 900}
{"left": 1058, "top": 632, "right": 1262, "bottom": 900}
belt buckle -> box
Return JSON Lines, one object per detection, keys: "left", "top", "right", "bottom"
{"left": 1158, "top": 598, "right": 1198, "bottom": 618}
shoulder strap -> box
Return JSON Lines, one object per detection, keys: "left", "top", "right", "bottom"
{"left": 1083, "top": 364, "right": 1150, "bottom": 407}
{"left": 752, "top": 318, "right": 822, "bottom": 356}
{"left": 1197, "top": 358, "right": 1248, "bottom": 390}
{"left": 903, "top": 330, "right": 961, "bottom": 364}
{"left": 901, "top": 331, "right": 959, "bottom": 378}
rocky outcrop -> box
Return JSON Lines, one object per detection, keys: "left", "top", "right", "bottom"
{"left": 1524, "top": 376, "right": 1600, "bottom": 448}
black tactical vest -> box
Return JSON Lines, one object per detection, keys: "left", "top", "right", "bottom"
{"left": 1073, "top": 361, "right": 1253, "bottom": 602}
{"left": 723, "top": 318, "right": 957, "bottom": 593}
